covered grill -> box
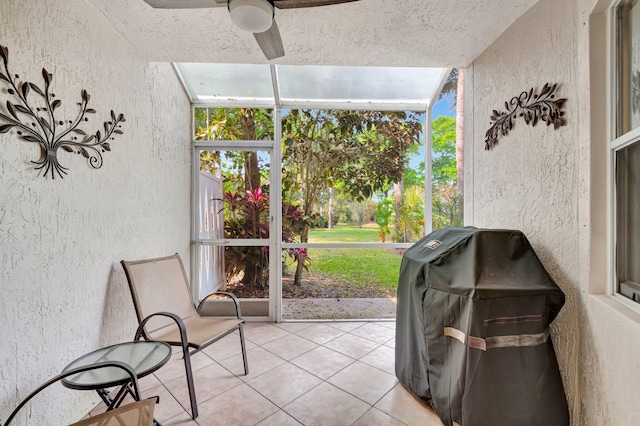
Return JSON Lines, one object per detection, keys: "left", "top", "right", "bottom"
{"left": 395, "top": 227, "right": 569, "bottom": 426}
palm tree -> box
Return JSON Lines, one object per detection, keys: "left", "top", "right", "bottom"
{"left": 438, "top": 69, "right": 464, "bottom": 204}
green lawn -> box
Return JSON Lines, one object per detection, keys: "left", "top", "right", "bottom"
{"left": 309, "top": 224, "right": 380, "bottom": 243}
{"left": 305, "top": 224, "right": 403, "bottom": 291}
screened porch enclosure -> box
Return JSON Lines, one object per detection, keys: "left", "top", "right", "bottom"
{"left": 183, "top": 63, "right": 462, "bottom": 321}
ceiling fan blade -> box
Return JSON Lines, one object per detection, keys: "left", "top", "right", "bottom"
{"left": 142, "top": 0, "right": 224, "bottom": 9}
{"left": 273, "top": 0, "right": 359, "bottom": 9}
{"left": 254, "top": 19, "right": 285, "bottom": 60}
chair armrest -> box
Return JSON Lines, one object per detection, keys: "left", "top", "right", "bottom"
{"left": 4, "top": 361, "right": 141, "bottom": 426}
{"left": 197, "top": 291, "right": 243, "bottom": 319}
{"left": 134, "top": 312, "right": 191, "bottom": 348}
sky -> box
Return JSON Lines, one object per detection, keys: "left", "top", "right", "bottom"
{"left": 408, "top": 92, "right": 456, "bottom": 169}
{"left": 432, "top": 92, "right": 456, "bottom": 119}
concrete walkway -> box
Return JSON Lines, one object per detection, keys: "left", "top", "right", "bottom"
{"left": 282, "top": 297, "right": 397, "bottom": 320}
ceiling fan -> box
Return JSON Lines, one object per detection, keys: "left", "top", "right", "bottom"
{"left": 142, "top": 0, "right": 360, "bottom": 60}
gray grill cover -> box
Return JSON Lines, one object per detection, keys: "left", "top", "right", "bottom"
{"left": 395, "top": 227, "right": 569, "bottom": 426}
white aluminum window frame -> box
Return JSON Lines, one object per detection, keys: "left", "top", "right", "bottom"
{"left": 189, "top": 67, "right": 451, "bottom": 322}
{"left": 608, "top": 0, "right": 640, "bottom": 309}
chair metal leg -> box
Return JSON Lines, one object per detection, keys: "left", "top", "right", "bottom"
{"left": 239, "top": 324, "right": 249, "bottom": 375}
{"left": 182, "top": 345, "right": 198, "bottom": 420}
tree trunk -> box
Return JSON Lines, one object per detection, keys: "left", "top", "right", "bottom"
{"left": 357, "top": 203, "right": 364, "bottom": 228}
{"left": 455, "top": 69, "right": 465, "bottom": 219}
{"left": 294, "top": 179, "right": 317, "bottom": 286}
{"left": 293, "top": 225, "right": 309, "bottom": 286}
{"left": 328, "top": 187, "right": 334, "bottom": 229}
{"left": 241, "top": 110, "right": 260, "bottom": 191}
{"left": 243, "top": 152, "right": 260, "bottom": 192}
{"left": 393, "top": 179, "right": 404, "bottom": 242}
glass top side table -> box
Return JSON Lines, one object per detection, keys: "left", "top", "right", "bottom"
{"left": 61, "top": 341, "right": 171, "bottom": 412}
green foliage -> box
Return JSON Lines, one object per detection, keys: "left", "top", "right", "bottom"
{"left": 437, "top": 68, "right": 459, "bottom": 109}
{"left": 194, "top": 107, "right": 463, "bottom": 291}
{"left": 432, "top": 183, "right": 463, "bottom": 229}
{"left": 432, "top": 115, "right": 457, "bottom": 185}
{"left": 221, "top": 187, "right": 311, "bottom": 289}
{"left": 393, "top": 185, "right": 425, "bottom": 243}
{"left": 344, "top": 200, "right": 376, "bottom": 227}
{"left": 374, "top": 198, "right": 394, "bottom": 242}
{"left": 282, "top": 109, "right": 424, "bottom": 285}
{"left": 403, "top": 164, "right": 425, "bottom": 188}
{"left": 221, "top": 187, "right": 269, "bottom": 289}
{"left": 194, "top": 107, "right": 274, "bottom": 141}
{"left": 195, "top": 108, "right": 273, "bottom": 191}
{"left": 281, "top": 109, "right": 424, "bottom": 207}
{"left": 430, "top": 115, "right": 463, "bottom": 229}
{"left": 371, "top": 115, "right": 459, "bottom": 241}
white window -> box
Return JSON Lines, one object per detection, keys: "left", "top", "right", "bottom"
{"left": 612, "top": 0, "right": 640, "bottom": 304}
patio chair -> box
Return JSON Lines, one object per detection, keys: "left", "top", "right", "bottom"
{"left": 69, "top": 399, "right": 155, "bottom": 426}
{"left": 4, "top": 361, "right": 156, "bottom": 426}
{"left": 121, "top": 253, "right": 248, "bottom": 420}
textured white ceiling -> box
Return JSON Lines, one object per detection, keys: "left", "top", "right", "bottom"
{"left": 87, "top": 0, "right": 538, "bottom": 67}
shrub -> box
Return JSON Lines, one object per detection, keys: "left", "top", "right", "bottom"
{"left": 221, "top": 187, "right": 311, "bottom": 290}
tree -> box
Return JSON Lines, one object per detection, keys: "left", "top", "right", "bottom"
{"left": 375, "top": 198, "right": 394, "bottom": 242}
{"left": 194, "top": 108, "right": 275, "bottom": 289}
{"left": 195, "top": 107, "right": 273, "bottom": 191}
{"left": 438, "top": 68, "right": 465, "bottom": 211}
{"left": 456, "top": 69, "right": 465, "bottom": 205}
{"left": 195, "top": 108, "right": 424, "bottom": 287}
{"left": 282, "top": 109, "right": 423, "bottom": 283}
{"left": 430, "top": 115, "right": 463, "bottom": 228}
{"left": 403, "top": 164, "right": 425, "bottom": 188}
{"left": 432, "top": 183, "right": 463, "bottom": 229}
{"left": 333, "top": 112, "right": 423, "bottom": 243}
{"left": 329, "top": 110, "right": 423, "bottom": 200}
{"left": 395, "top": 185, "right": 425, "bottom": 242}
{"left": 432, "top": 116, "right": 457, "bottom": 184}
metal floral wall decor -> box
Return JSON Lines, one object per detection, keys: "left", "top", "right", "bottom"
{"left": 484, "top": 83, "right": 566, "bottom": 150}
{"left": 0, "top": 44, "right": 125, "bottom": 179}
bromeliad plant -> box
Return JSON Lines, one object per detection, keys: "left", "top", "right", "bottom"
{"left": 0, "top": 44, "right": 125, "bottom": 179}
{"left": 221, "top": 187, "right": 312, "bottom": 290}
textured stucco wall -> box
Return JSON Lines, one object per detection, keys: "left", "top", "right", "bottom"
{"left": 469, "top": 0, "right": 640, "bottom": 424}
{"left": 0, "top": 0, "right": 191, "bottom": 424}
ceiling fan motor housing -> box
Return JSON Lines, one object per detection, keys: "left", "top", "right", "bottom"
{"left": 228, "top": 0, "right": 275, "bottom": 33}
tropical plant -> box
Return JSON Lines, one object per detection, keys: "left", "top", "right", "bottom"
{"left": 375, "top": 198, "right": 394, "bottom": 242}
{"left": 393, "top": 185, "right": 425, "bottom": 242}
{"left": 432, "top": 183, "right": 463, "bottom": 229}
{"left": 282, "top": 202, "right": 314, "bottom": 275}
{"left": 221, "top": 187, "right": 311, "bottom": 290}
{"left": 221, "top": 187, "right": 269, "bottom": 289}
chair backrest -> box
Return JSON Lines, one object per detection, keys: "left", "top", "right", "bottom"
{"left": 69, "top": 398, "right": 155, "bottom": 426}
{"left": 121, "top": 254, "right": 198, "bottom": 339}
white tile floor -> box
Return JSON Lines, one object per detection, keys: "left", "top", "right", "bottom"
{"left": 90, "top": 321, "right": 443, "bottom": 426}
